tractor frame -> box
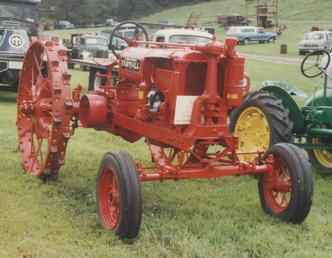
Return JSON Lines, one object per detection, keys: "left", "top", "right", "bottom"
{"left": 16, "top": 22, "right": 313, "bottom": 239}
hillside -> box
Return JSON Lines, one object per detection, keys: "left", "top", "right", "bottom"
{"left": 143, "top": 0, "right": 332, "bottom": 24}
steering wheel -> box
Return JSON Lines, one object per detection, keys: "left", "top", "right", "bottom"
{"left": 301, "top": 50, "right": 331, "bottom": 78}
{"left": 109, "top": 21, "right": 149, "bottom": 59}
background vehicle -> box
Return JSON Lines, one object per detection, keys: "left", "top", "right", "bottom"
{"left": 226, "top": 26, "right": 277, "bottom": 45}
{"left": 298, "top": 31, "right": 332, "bottom": 55}
{"left": 217, "top": 14, "right": 251, "bottom": 28}
{"left": 55, "top": 20, "right": 74, "bottom": 30}
{"left": 152, "top": 28, "right": 213, "bottom": 44}
{"left": 69, "top": 33, "right": 109, "bottom": 61}
{"left": 0, "top": 0, "right": 40, "bottom": 89}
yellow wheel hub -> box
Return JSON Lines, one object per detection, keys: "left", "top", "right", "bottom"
{"left": 313, "top": 138, "right": 332, "bottom": 168}
{"left": 234, "top": 107, "right": 270, "bottom": 162}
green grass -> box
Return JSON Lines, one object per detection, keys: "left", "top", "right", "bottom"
{"left": 1, "top": 59, "right": 332, "bottom": 257}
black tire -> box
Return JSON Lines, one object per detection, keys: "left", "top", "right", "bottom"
{"left": 269, "top": 37, "right": 276, "bottom": 43}
{"left": 96, "top": 151, "right": 142, "bottom": 239}
{"left": 229, "top": 91, "right": 293, "bottom": 156}
{"left": 258, "top": 143, "right": 313, "bottom": 223}
{"left": 308, "top": 137, "right": 332, "bottom": 175}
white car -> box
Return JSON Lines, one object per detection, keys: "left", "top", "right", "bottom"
{"left": 298, "top": 31, "right": 332, "bottom": 55}
{"left": 152, "top": 28, "right": 214, "bottom": 45}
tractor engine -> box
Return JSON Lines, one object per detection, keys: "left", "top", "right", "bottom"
{"left": 79, "top": 38, "right": 249, "bottom": 148}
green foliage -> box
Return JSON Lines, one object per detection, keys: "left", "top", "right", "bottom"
{"left": 40, "top": 0, "right": 210, "bottom": 23}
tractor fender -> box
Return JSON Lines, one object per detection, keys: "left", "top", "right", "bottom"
{"left": 261, "top": 85, "right": 305, "bottom": 133}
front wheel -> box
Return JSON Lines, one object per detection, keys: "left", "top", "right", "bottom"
{"left": 308, "top": 137, "right": 332, "bottom": 175}
{"left": 96, "top": 151, "right": 142, "bottom": 239}
{"left": 259, "top": 143, "right": 313, "bottom": 223}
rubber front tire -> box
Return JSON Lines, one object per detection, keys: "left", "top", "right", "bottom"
{"left": 308, "top": 137, "right": 332, "bottom": 175}
{"left": 229, "top": 91, "right": 293, "bottom": 161}
{"left": 96, "top": 151, "right": 142, "bottom": 239}
{"left": 259, "top": 143, "right": 313, "bottom": 223}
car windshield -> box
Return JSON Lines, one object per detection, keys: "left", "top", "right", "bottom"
{"left": 84, "top": 37, "right": 108, "bottom": 46}
{"left": 305, "top": 32, "right": 325, "bottom": 40}
{"left": 169, "top": 35, "right": 211, "bottom": 45}
{"left": 241, "top": 28, "right": 255, "bottom": 33}
{"left": 0, "top": 2, "right": 38, "bottom": 21}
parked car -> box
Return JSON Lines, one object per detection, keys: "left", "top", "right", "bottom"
{"left": 217, "top": 14, "right": 251, "bottom": 28}
{"left": 69, "top": 33, "right": 110, "bottom": 62}
{"left": 152, "top": 28, "right": 213, "bottom": 45}
{"left": 226, "top": 26, "right": 277, "bottom": 45}
{"left": 105, "top": 18, "right": 118, "bottom": 27}
{"left": 55, "top": 20, "right": 75, "bottom": 30}
{"left": 0, "top": 0, "right": 40, "bottom": 89}
{"left": 298, "top": 31, "right": 332, "bottom": 55}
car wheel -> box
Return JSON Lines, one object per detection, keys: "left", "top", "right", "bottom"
{"left": 243, "top": 38, "right": 249, "bottom": 45}
{"left": 299, "top": 50, "right": 305, "bottom": 55}
{"left": 269, "top": 37, "right": 276, "bottom": 43}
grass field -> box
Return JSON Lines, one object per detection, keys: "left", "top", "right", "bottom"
{"left": 2, "top": 0, "right": 332, "bottom": 257}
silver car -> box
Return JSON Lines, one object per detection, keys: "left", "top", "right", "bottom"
{"left": 298, "top": 31, "right": 332, "bottom": 55}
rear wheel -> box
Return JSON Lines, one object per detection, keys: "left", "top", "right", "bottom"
{"left": 308, "top": 137, "right": 332, "bottom": 175}
{"left": 16, "top": 39, "right": 72, "bottom": 178}
{"left": 259, "top": 143, "right": 313, "bottom": 223}
{"left": 96, "top": 151, "right": 142, "bottom": 239}
{"left": 230, "top": 91, "right": 293, "bottom": 161}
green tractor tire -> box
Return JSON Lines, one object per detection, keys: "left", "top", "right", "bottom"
{"left": 229, "top": 91, "right": 293, "bottom": 161}
{"left": 308, "top": 138, "right": 332, "bottom": 175}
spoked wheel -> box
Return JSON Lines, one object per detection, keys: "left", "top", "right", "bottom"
{"left": 259, "top": 143, "right": 313, "bottom": 223}
{"left": 96, "top": 151, "right": 142, "bottom": 239}
{"left": 308, "top": 137, "right": 332, "bottom": 175}
{"left": 230, "top": 91, "right": 293, "bottom": 162}
{"left": 16, "top": 39, "right": 73, "bottom": 178}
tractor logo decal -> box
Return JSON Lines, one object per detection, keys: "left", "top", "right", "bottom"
{"left": 122, "top": 57, "right": 141, "bottom": 71}
{"left": 9, "top": 34, "right": 25, "bottom": 48}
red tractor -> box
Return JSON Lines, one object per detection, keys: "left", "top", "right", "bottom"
{"left": 16, "top": 22, "right": 313, "bottom": 239}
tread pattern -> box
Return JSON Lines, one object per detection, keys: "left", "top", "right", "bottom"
{"left": 230, "top": 90, "right": 293, "bottom": 148}
{"left": 96, "top": 151, "right": 142, "bottom": 239}
{"left": 259, "top": 143, "right": 313, "bottom": 224}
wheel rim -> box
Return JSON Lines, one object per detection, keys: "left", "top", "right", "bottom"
{"left": 234, "top": 107, "right": 270, "bottom": 161}
{"left": 17, "top": 40, "right": 72, "bottom": 177}
{"left": 263, "top": 156, "right": 292, "bottom": 214}
{"left": 98, "top": 168, "right": 121, "bottom": 230}
{"left": 313, "top": 138, "right": 332, "bottom": 169}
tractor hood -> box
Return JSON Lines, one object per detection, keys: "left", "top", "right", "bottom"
{"left": 121, "top": 46, "right": 210, "bottom": 63}
{"left": 305, "top": 89, "right": 332, "bottom": 106}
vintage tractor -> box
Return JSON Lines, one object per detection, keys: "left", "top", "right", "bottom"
{"left": 231, "top": 50, "right": 332, "bottom": 174}
{"left": 16, "top": 22, "right": 313, "bottom": 239}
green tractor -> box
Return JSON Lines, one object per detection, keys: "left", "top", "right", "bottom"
{"left": 231, "top": 50, "right": 332, "bottom": 174}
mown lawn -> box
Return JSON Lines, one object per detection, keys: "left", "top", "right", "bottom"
{"left": 1, "top": 55, "right": 332, "bottom": 258}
